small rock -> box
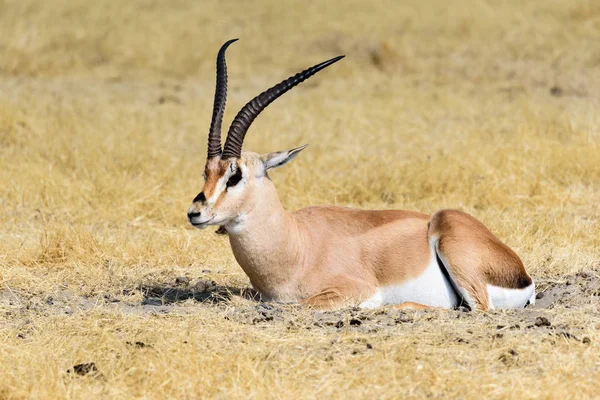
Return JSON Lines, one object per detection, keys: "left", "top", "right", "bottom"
{"left": 534, "top": 316, "right": 551, "bottom": 327}
{"left": 252, "top": 314, "right": 273, "bottom": 324}
{"left": 536, "top": 292, "right": 545, "bottom": 299}
{"left": 126, "top": 341, "right": 151, "bottom": 349}
{"left": 193, "top": 279, "right": 215, "bottom": 292}
{"left": 335, "top": 320, "right": 344, "bottom": 329}
{"left": 498, "top": 349, "right": 519, "bottom": 366}
{"left": 582, "top": 337, "right": 591, "bottom": 344}
{"left": 69, "top": 362, "right": 99, "bottom": 376}
{"left": 366, "top": 343, "right": 373, "bottom": 350}
{"left": 395, "top": 314, "right": 413, "bottom": 324}
{"left": 349, "top": 318, "right": 362, "bottom": 326}
{"left": 175, "top": 276, "right": 190, "bottom": 286}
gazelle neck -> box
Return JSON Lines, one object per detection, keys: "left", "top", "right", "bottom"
{"left": 224, "top": 177, "right": 303, "bottom": 300}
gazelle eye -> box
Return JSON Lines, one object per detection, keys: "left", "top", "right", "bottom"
{"left": 226, "top": 168, "right": 243, "bottom": 188}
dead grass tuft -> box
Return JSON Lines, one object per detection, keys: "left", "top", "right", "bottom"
{"left": 26, "top": 226, "right": 102, "bottom": 267}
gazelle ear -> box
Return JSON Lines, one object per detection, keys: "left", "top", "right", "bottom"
{"left": 260, "top": 144, "right": 309, "bottom": 172}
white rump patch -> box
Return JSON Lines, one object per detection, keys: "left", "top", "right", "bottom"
{"left": 359, "top": 245, "right": 459, "bottom": 309}
{"left": 487, "top": 282, "right": 535, "bottom": 309}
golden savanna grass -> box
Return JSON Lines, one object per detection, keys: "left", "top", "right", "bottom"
{"left": 1, "top": 0, "right": 599, "bottom": 398}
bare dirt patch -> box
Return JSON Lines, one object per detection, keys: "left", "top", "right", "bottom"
{"left": 534, "top": 271, "right": 600, "bottom": 309}
{"left": 3, "top": 270, "right": 598, "bottom": 341}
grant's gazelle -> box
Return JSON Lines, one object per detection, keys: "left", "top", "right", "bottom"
{"left": 187, "top": 39, "right": 535, "bottom": 310}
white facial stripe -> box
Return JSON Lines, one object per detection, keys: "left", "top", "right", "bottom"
{"left": 206, "top": 175, "right": 228, "bottom": 205}
{"left": 205, "top": 163, "right": 241, "bottom": 206}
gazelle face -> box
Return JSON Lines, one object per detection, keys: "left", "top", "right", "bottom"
{"left": 187, "top": 40, "right": 341, "bottom": 230}
{"left": 187, "top": 154, "right": 256, "bottom": 229}
{"left": 187, "top": 146, "right": 308, "bottom": 229}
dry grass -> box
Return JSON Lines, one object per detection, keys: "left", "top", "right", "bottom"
{"left": 1, "top": 0, "right": 599, "bottom": 398}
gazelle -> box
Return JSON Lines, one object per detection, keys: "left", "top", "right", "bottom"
{"left": 187, "top": 39, "right": 535, "bottom": 311}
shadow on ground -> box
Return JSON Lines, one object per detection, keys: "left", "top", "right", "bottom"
{"left": 139, "top": 282, "right": 259, "bottom": 306}
{"left": 139, "top": 270, "right": 600, "bottom": 309}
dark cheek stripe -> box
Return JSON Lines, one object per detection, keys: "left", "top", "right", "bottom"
{"left": 193, "top": 192, "right": 206, "bottom": 204}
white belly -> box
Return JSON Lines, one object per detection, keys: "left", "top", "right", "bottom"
{"left": 359, "top": 250, "right": 458, "bottom": 309}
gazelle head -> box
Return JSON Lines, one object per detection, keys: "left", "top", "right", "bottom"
{"left": 187, "top": 39, "right": 343, "bottom": 229}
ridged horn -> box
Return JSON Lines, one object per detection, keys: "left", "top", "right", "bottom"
{"left": 207, "top": 39, "right": 238, "bottom": 158}
{"left": 221, "top": 55, "right": 344, "bottom": 159}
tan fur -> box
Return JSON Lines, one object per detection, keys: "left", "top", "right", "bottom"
{"left": 202, "top": 157, "right": 230, "bottom": 201}
{"left": 394, "top": 302, "right": 441, "bottom": 311}
{"left": 189, "top": 152, "right": 532, "bottom": 310}
{"left": 428, "top": 209, "right": 532, "bottom": 309}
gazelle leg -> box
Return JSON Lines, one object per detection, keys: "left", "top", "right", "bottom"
{"left": 302, "top": 276, "right": 375, "bottom": 310}
{"left": 428, "top": 209, "right": 534, "bottom": 310}
{"left": 394, "top": 302, "right": 445, "bottom": 311}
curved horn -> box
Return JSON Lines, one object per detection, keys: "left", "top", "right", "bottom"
{"left": 207, "top": 39, "right": 238, "bottom": 158}
{"left": 221, "top": 55, "right": 344, "bottom": 159}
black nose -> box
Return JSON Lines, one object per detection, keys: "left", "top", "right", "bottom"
{"left": 188, "top": 211, "right": 201, "bottom": 219}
